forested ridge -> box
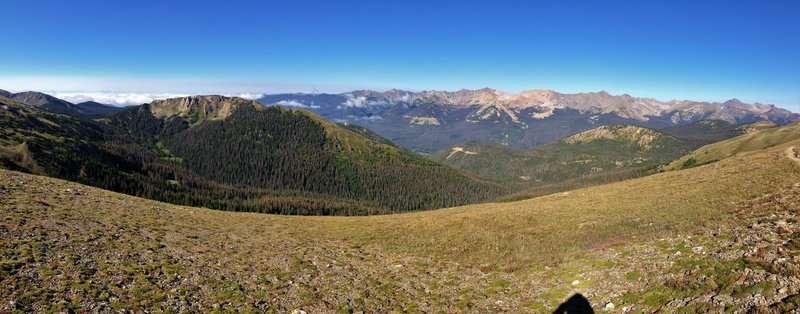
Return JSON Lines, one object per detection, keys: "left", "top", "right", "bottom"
{"left": 0, "top": 96, "right": 505, "bottom": 215}
{"left": 430, "top": 124, "right": 693, "bottom": 194}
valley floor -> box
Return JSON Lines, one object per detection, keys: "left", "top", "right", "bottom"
{"left": 2, "top": 142, "right": 800, "bottom": 313}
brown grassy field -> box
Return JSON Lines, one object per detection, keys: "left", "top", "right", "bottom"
{"left": 1, "top": 139, "right": 799, "bottom": 312}
{"left": 664, "top": 120, "right": 800, "bottom": 171}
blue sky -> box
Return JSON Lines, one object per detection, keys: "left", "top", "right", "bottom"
{"left": 0, "top": 0, "right": 798, "bottom": 110}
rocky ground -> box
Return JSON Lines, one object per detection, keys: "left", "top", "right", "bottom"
{"left": 556, "top": 182, "right": 800, "bottom": 313}
{"left": 1, "top": 168, "right": 799, "bottom": 313}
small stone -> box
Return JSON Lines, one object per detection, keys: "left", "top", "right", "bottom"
{"left": 291, "top": 310, "right": 308, "bottom": 314}
{"left": 605, "top": 302, "right": 615, "bottom": 309}
{"left": 572, "top": 280, "right": 580, "bottom": 286}
{"left": 674, "top": 251, "right": 682, "bottom": 256}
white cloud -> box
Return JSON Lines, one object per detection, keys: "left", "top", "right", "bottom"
{"left": 339, "top": 95, "right": 368, "bottom": 108}
{"left": 51, "top": 92, "right": 190, "bottom": 107}
{"left": 337, "top": 94, "right": 406, "bottom": 109}
{"left": 45, "top": 91, "right": 268, "bottom": 107}
{"left": 352, "top": 115, "right": 384, "bottom": 121}
{"left": 275, "top": 99, "right": 320, "bottom": 109}
{"left": 230, "top": 93, "right": 266, "bottom": 100}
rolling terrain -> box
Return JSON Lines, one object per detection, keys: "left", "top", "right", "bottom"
{"left": 0, "top": 95, "right": 504, "bottom": 215}
{"left": 664, "top": 121, "right": 800, "bottom": 171}
{"left": 430, "top": 125, "right": 687, "bottom": 187}
{"left": 430, "top": 120, "right": 772, "bottom": 200}
{"left": 3, "top": 1, "right": 797, "bottom": 313}
{"left": 660, "top": 119, "right": 757, "bottom": 148}
{"left": 1, "top": 133, "right": 799, "bottom": 312}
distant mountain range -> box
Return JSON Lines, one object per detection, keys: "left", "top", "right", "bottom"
{"left": 3, "top": 88, "right": 795, "bottom": 152}
{"left": 258, "top": 88, "right": 798, "bottom": 152}
{"left": 0, "top": 90, "right": 126, "bottom": 119}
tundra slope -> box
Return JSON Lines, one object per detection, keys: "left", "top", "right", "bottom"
{"left": 1, "top": 137, "right": 799, "bottom": 312}
{"left": 664, "top": 120, "right": 800, "bottom": 171}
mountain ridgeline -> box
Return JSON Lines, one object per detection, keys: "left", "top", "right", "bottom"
{"left": 0, "top": 90, "right": 125, "bottom": 118}
{"left": 258, "top": 88, "right": 798, "bottom": 152}
{"left": 0, "top": 95, "right": 503, "bottom": 215}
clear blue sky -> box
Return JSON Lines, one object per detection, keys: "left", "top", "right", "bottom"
{"left": 0, "top": 0, "right": 798, "bottom": 111}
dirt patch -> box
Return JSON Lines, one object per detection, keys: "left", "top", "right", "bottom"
{"left": 787, "top": 146, "right": 800, "bottom": 164}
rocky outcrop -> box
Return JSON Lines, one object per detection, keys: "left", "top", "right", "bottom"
{"left": 562, "top": 125, "right": 673, "bottom": 150}
{"left": 147, "top": 95, "right": 251, "bottom": 123}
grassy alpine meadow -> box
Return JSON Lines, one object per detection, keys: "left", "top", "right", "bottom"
{"left": 664, "top": 120, "right": 800, "bottom": 171}
{"left": 2, "top": 139, "right": 799, "bottom": 313}
{"left": 312, "top": 138, "right": 800, "bottom": 268}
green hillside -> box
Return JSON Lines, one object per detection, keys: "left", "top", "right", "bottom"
{"left": 660, "top": 119, "right": 750, "bottom": 148}
{"left": 431, "top": 125, "right": 689, "bottom": 194}
{"left": 664, "top": 120, "right": 800, "bottom": 171}
{"left": 0, "top": 96, "right": 504, "bottom": 215}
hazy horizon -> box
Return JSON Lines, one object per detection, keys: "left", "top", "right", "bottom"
{"left": 1, "top": 83, "right": 798, "bottom": 114}
{"left": 1, "top": 0, "right": 798, "bottom": 112}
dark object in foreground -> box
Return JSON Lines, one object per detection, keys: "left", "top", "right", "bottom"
{"left": 553, "top": 293, "right": 594, "bottom": 314}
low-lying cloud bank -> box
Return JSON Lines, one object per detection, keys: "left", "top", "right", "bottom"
{"left": 275, "top": 100, "right": 320, "bottom": 109}
{"left": 51, "top": 92, "right": 267, "bottom": 107}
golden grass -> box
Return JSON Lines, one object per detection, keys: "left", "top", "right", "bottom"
{"left": 2, "top": 137, "right": 799, "bottom": 312}
{"left": 4, "top": 138, "right": 797, "bottom": 275}
{"left": 278, "top": 138, "right": 800, "bottom": 271}
{"left": 3, "top": 138, "right": 799, "bottom": 270}
{"left": 664, "top": 121, "right": 800, "bottom": 170}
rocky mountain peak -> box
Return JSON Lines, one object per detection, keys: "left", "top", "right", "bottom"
{"left": 148, "top": 95, "right": 252, "bottom": 122}
{"left": 723, "top": 98, "right": 744, "bottom": 105}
